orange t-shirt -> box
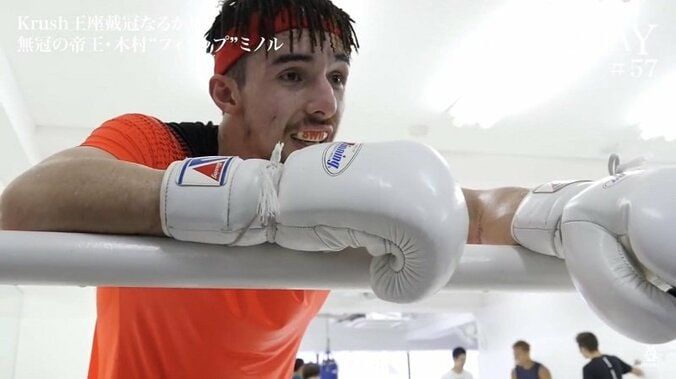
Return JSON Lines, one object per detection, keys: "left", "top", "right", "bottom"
{"left": 82, "top": 114, "right": 329, "bottom": 379}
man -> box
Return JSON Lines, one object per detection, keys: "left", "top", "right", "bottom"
{"left": 1, "top": 2, "right": 527, "bottom": 377}
{"left": 302, "top": 363, "right": 320, "bottom": 379}
{"left": 0, "top": 0, "right": 673, "bottom": 377}
{"left": 292, "top": 358, "right": 305, "bottom": 379}
{"left": 511, "top": 340, "right": 552, "bottom": 379}
{"left": 576, "top": 332, "right": 644, "bottom": 379}
{"left": 441, "top": 347, "right": 474, "bottom": 379}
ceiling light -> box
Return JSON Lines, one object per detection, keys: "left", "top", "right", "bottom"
{"left": 628, "top": 71, "right": 676, "bottom": 141}
{"left": 423, "top": 0, "right": 639, "bottom": 128}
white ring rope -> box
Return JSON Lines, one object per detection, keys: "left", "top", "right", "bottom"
{"left": 0, "top": 231, "right": 573, "bottom": 292}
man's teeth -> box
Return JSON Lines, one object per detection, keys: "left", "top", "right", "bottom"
{"left": 292, "top": 131, "right": 329, "bottom": 143}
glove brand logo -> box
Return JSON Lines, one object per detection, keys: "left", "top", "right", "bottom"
{"left": 178, "top": 157, "right": 233, "bottom": 186}
{"left": 533, "top": 180, "right": 591, "bottom": 193}
{"left": 322, "top": 142, "right": 362, "bottom": 176}
{"left": 603, "top": 173, "right": 628, "bottom": 189}
{"left": 196, "top": 161, "right": 224, "bottom": 180}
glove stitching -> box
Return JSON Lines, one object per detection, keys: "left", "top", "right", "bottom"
{"left": 309, "top": 225, "right": 407, "bottom": 273}
{"left": 302, "top": 224, "right": 406, "bottom": 266}
{"left": 513, "top": 226, "right": 559, "bottom": 231}
{"left": 225, "top": 160, "right": 242, "bottom": 230}
{"left": 160, "top": 164, "right": 173, "bottom": 237}
{"left": 162, "top": 186, "right": 170, "bottom": 236}
{"left": 566, "top": 220, "right": 646, "bottom": 283}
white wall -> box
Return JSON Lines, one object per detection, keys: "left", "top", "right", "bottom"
{"left": 0, "top": 46, "right": 38, "bottom": 175}
{"left": 0, "top": 286, "right": 22, "bottom": 379}
{"left": 475, "top": 292, "right": 676, "bottom": 379}
{"left": 4, "top": 286, "right": 96, "bottom": 379}
{"left": 4, "top": 288, "right": 676, "bottom": 379}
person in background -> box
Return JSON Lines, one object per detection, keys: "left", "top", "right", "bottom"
{"left": 576, "top": 332, "right": 644, "bottom": 379}
{"left": 441, "top": 347, "right": 474, "bottom": 379}
{"left": 302, "top": 362, "right": 320, "bottom": 379}
{"left": 292, "top": 358, "right": 305, "bottom": 379}
{"left": 511, "top": 340, "right": 552, "bottom": 379}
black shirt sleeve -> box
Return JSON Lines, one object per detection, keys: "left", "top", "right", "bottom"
{"left": 613, "top": 356, "right": 632, "bottom": 374}
{"left": 165, "top": 121, "right": 219, "bottom": 157}
{"left": 582, "top": 364, "right": 594, "bottom": 379}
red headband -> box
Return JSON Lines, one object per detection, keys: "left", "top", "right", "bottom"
{"left": 213, "top": 10, "right": 342, "bottom": 75}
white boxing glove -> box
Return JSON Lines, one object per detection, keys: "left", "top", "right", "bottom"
{"left": 160, "top": 141, "right": 469, "bottom": 304}
{"left": 512, "top": 180, "right": 592, "bottom": 258}
{"left": 275, "top": 141, "right": 469, "bottom": 303}
{"left": 160, "top": 155, "right": 280, "bottom": 245}
{"left": 561, "top": 168, "right": 676, "bottom": 343}
{"left": 513, "top": 168, "right": 676, "bottom": 343}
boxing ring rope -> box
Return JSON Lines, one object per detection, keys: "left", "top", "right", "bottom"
{"left": 0, "top": 231, "right": 573, "bottom": 292}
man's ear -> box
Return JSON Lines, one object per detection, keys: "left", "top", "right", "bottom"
{"left": 209, "top": 74, "right": 242, "bottom": 115}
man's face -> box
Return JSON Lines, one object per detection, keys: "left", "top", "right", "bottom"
{"left": 231, "top": 29, "right": 350, "bottom": 161}
{"left": 455, "top": 353, "right": 466, "bottom": 367}
{"left": 579, "top": 347, "right": 590, "bottom": 358}
{"left": 513, "top": 348, "right": 528, "bottom": 365}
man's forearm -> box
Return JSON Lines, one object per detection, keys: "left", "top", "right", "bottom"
{"left": 462, "top": 187, "right": 529, "bottom": 245}
{"left": 2, "top": 150, "right": 530, "bottom": 243}
{"left": 0, "top": 152, "right": 164, "bottom": 236}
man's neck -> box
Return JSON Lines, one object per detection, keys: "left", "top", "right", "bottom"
{"left": 452, "top": 365, "right": 463, "bottom": 373}
{"left": 519, "top": 359, "right": 534, "bottom": 369}
{"left": 218, "top": 120, "right": 259, "bottom": 158}
{"left": 589, "top": 351, "right": 603, "bottom": 359}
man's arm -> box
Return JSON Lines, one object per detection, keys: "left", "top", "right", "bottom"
{"left": 631, "top": 367, "right": 644, "bottom": 377}
{"left": 0, "top": 146, "right": 164, "bottom": 235}
{"left": 1, "top": 143, "right": 529, "bottom": 245}
{"left": 538, "top": 366, "right": 552, "bottom": 379}
{"left": 463, "top": 187, "right": 529, "bottom": 245}
{"left": 511, "top": 368, "right": 517, "bottom": 379}
{"left": 582, "top": 366, "right": 593, "bottom": 379}
{"left": 620, "top": 358, "right": 643, "bottom": 377}
{"left": 2, "top": 151, "right": 528, "bottom": 244}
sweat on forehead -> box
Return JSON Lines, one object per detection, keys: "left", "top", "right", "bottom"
{"left": 205, "top": 0, "right": 358, "bottom": 75}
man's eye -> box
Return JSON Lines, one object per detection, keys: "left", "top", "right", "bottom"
{"left": 330, "top": 73, "right": 345, "bottom": 86}
{"left": 280, "top": 71, "right": 302, "bottom": 83}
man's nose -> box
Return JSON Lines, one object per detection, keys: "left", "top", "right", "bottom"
{"left": 305, "top": 76, "right": 338, "bottom": 119}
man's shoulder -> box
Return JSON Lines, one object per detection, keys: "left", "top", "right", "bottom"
{"left": 101, "top": 114, "right": 215, "bottom": 134}
{"left": 94, "top": 113, "right": 172, "bottom": 142}
{"left": 100, "top": 114, "right": 219, "bottom": 157}
{"left": 583, "top": 359, "right": 595, "bottom": 370}
{"left": 601, "top": 355, "right": 622, "bottom": 365}
{"left": 104, "top": 113, "right": 165, "bottom": 129}
{"left": 440, "top": 370, "right": 472, "bottom": 379}
{"left": 84, "top": 114, "right": 218, "bottom": 166}
{"left": 163, "top": 120, "right": 216, "bottom": 128}
{"left": 604, "top": 355, "right": 631, "bottom": 370}
{"left": 164, "top": 120, "right": 219, "bottom": 157}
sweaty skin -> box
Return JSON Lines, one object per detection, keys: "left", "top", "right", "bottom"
{"left": 464, "top": 187, "right": 529, "bottom": 245}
